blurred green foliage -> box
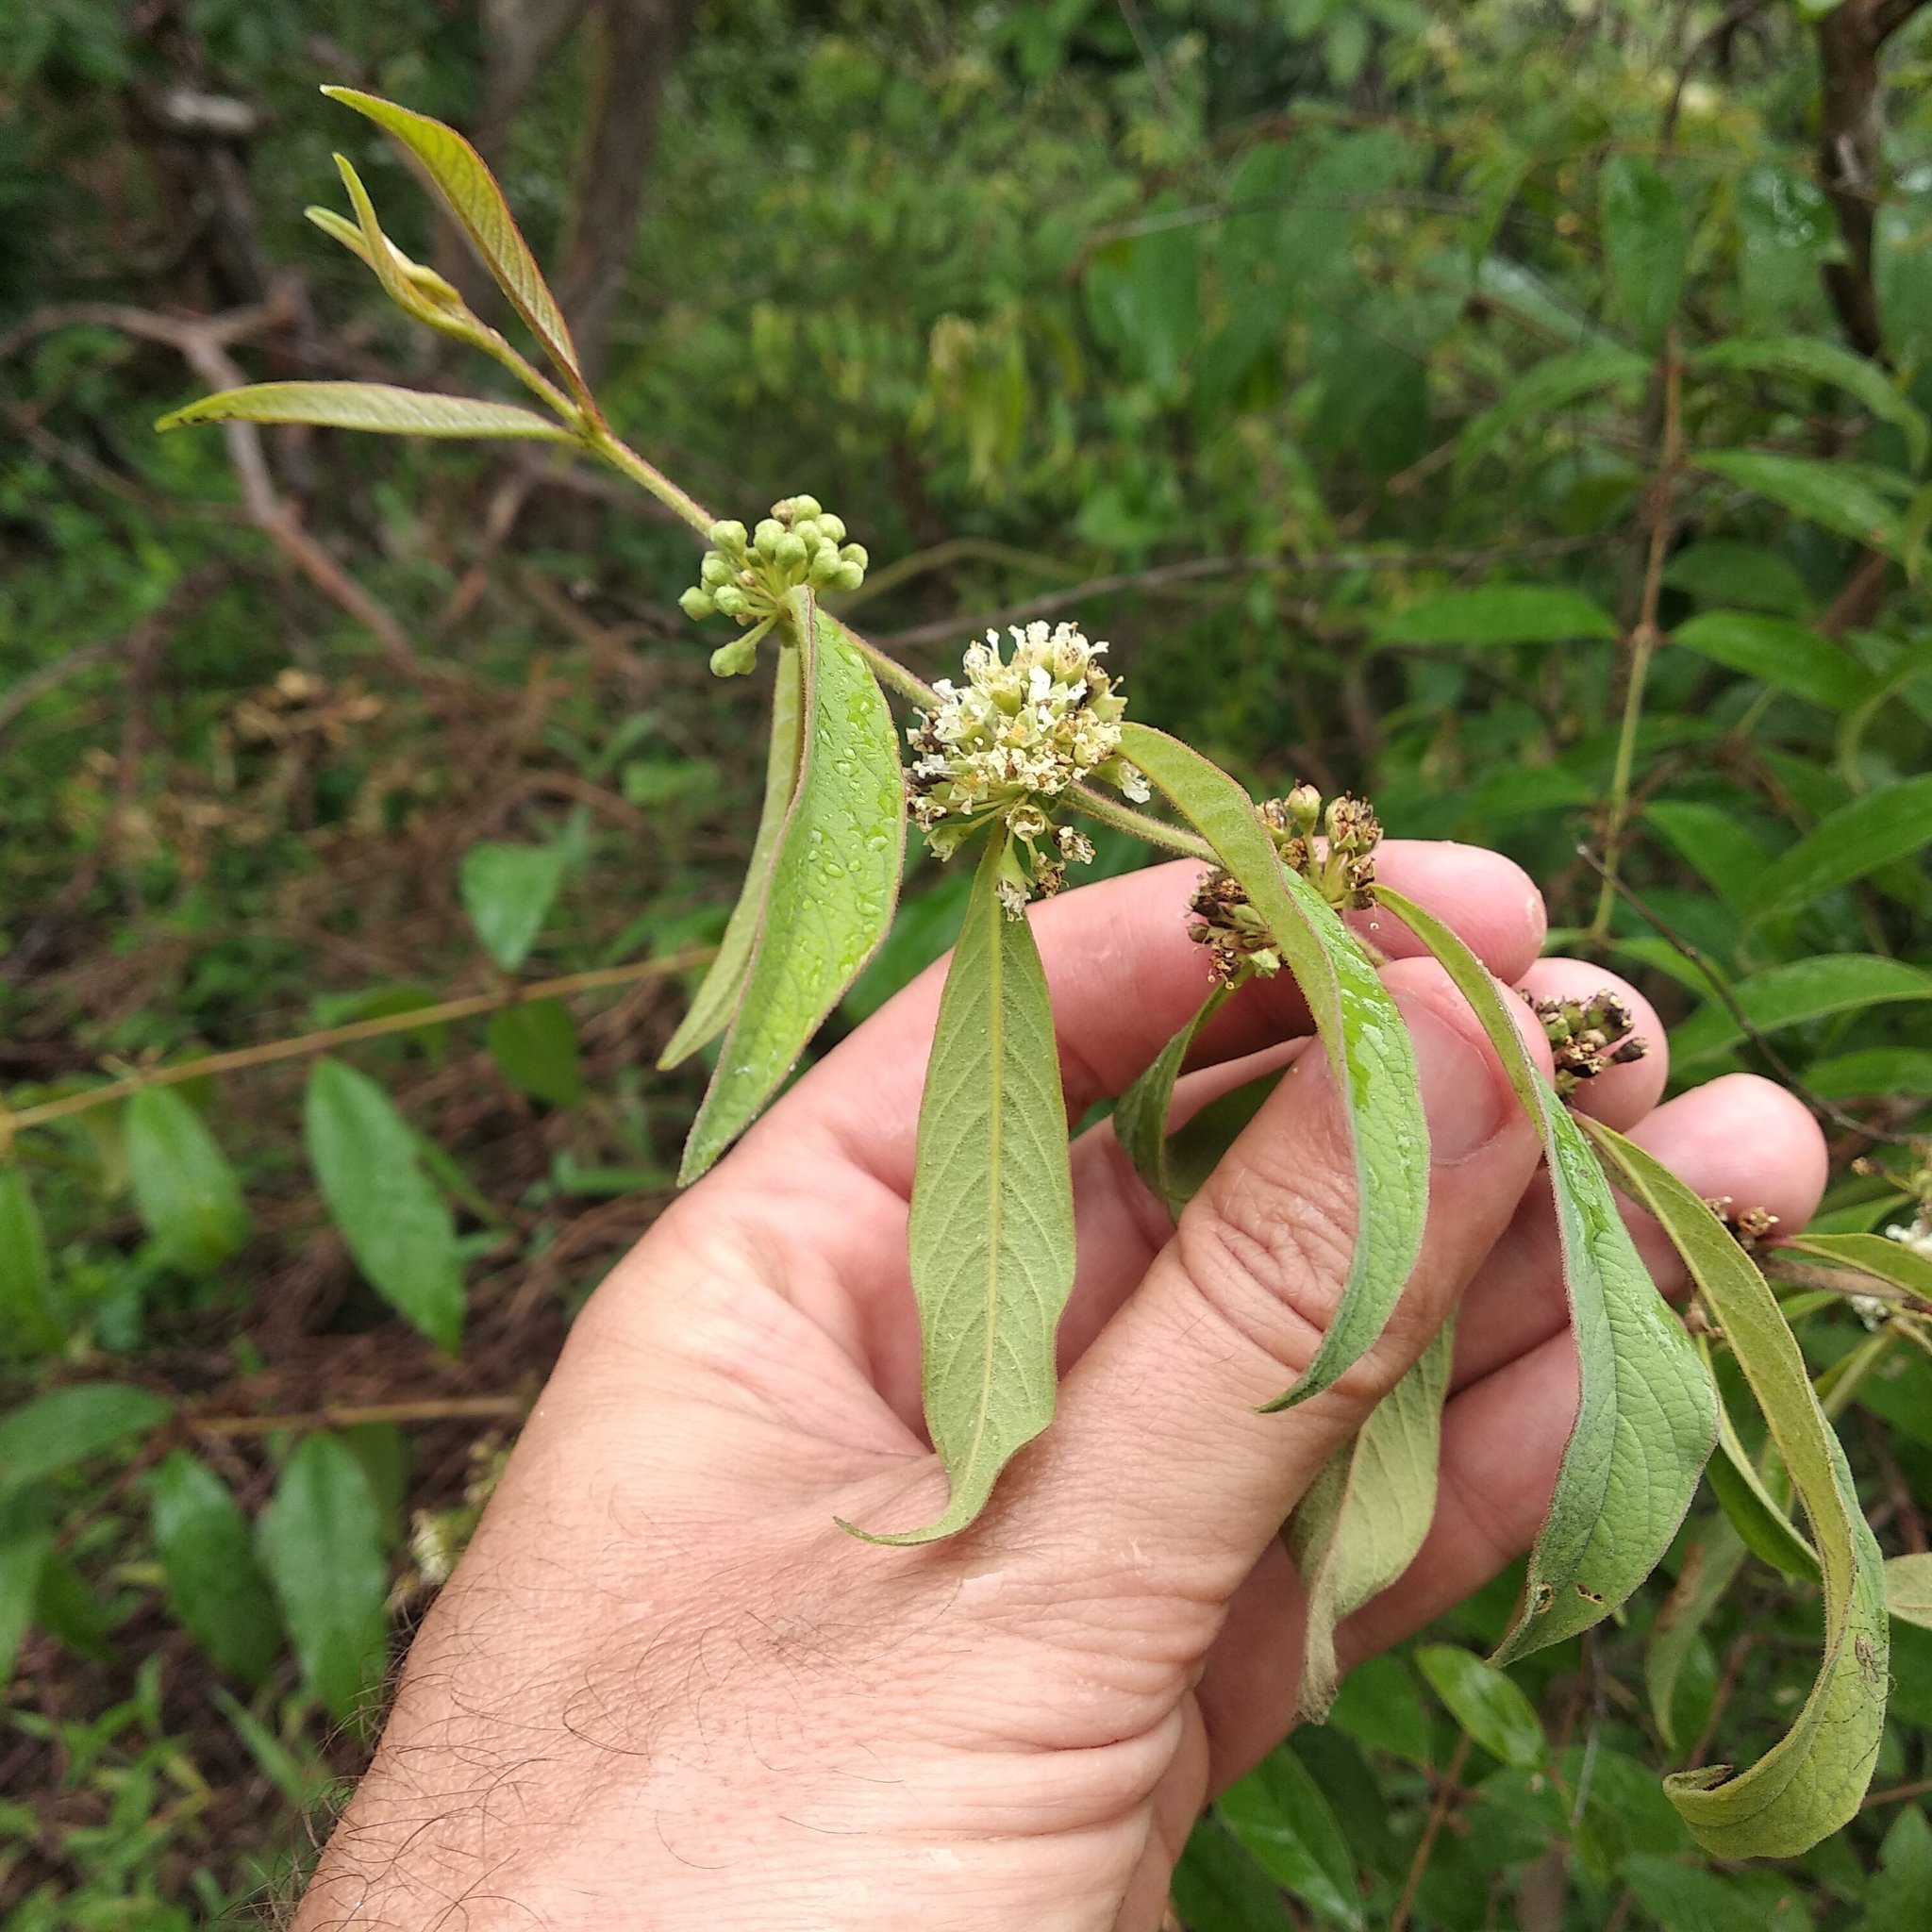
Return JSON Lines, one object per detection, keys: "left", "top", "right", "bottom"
{"left": 3, "top": 1, "right": 1932, "bottom": 1924}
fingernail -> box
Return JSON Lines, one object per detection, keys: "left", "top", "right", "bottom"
{"left": 1409, "top": 999, "right": 1511, "bottom": 1167}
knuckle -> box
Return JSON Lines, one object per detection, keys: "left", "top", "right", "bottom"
{"left": 1169, "top": 1145, "right": 1362, "bottom": 1378}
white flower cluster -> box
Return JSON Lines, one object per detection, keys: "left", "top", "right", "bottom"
{"left": 905, "top": 621, "right": 1149, "bottom": 907}
{"left": 1888, "top": 1214, "right": 1932, "bottom": 1264}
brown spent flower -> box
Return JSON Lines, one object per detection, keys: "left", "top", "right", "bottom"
{"left": 1525, "top": 988, "right": 1648, "bottom": 1096}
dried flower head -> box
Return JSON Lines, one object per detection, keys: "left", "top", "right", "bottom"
{"left": 678, "top": 494, "right": 870, "bottom": 675}
{"left": 1527, "top": 988, "right": 1648, "bottom": 1096}
{"left": 1257, "top": 784, "right": 1382, "bottom": 910}
{"left": 906, "top": 621, "right": 1147, "bottom": 908}
{"left": 1188, "top": 868, "right": 1282, "bottom": 984}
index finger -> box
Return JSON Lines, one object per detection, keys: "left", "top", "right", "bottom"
{"left": 743, "top": 840, "right": 1547, "bottom": 1197}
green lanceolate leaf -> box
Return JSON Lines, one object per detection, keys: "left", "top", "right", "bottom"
{"left": 257, "top": 1432, "right": 390, "bottom": 1723}
{"left": 1584, "top": 1121, "right": 1890, "bottom": 1857}
{"left": 0, "top": 1167, "right": 62, "bottom": 1354}
{"left": 848, "top": 831, "right": 1075, "bottom": 1544}
{"left": 125, "top": 1087, "right": 250, "bottom": 1274}
{"left": 0, "top": 1381, "right": 172, "bottom": 1491}
{"left": 1669, "top": 955, "right": 1932, "bottom": 1066}
{"left": 679, "top": 594, "right": 903, "bottom": 1182}
{"left": 1375, "top": 886, "right": 1715, "bottom": 1662}
{"left": 1113, "top": 982, "right": 1232, "bottom": 1216}
{"left": 1287, "top": 1319, "right": 1455, "bottom": 1723}
{"left": 150, "top": 1450, "right": 280, "bottom": 1685}
{"left": 1697, "top": 450, "right": 1903, "bottom": 550}
{"left": 1691, "top": 335, "right": 1929, "bottom": 470}
{"left": 1647, "top": 1513, "right": 1748, "bottom": 1755}
{"left": 1740, "top": 774, "right": 1932, "bottom": 924}
{"left": 304, "top": 1058, "right": 465, "bottom": 1351}
{"left": 1374, "top": 584, "right": 1617, "bottom": 648}
{"left": 1668, "top": 611, "right": 1870, "bottom": 711}
{"left": 158, "top": 381, "right": 575, "bottom": 441}
{"left": 1781, "top": 1232, "right": 1932, "bottom": 1301}
{"left": 1118, "top": 724, "right": 1428, "bottom": 1411}
{"left": 1416, "top": 1642, "right": 1546, "bottom": 1769}
{"left": 1598, "top": 155, "right": 1686, "bottom": 350}
{"left": 320, "top": 88, "right": 589, "bottom": 405}
{"left": 1455, "top": 344, "right": 1651, "bottom": 476}
{"left": 1218, "top": 1741, "right": 1364, "bottom": 1929}
{"left": 660, "top": 641, "right": 807, "bottom": 1068}
{"left": 459, "top": 840, "right": 569, "bottom": 973}
{"left": 1885, "top": 1553, "right": 1932, "bottom": 1630}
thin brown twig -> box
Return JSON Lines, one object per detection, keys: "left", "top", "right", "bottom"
{"left": 1, "top": 947, "right": 711, "bottom": 1138}
{"left": 192, "top": 1395, "right": 530, "bottom": 1438}
{"left": 1390, "top": 1732, "right": 1470, "bottom": 1932}
{"left": 1865, "top": 1774, "right": 1932, "bottom": 1809}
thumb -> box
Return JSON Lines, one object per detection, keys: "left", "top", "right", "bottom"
{"left": 1014, "top": 957, "right": 1547, "bottom": 1598}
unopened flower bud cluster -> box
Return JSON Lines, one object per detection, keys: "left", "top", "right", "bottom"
{"left": 906, "top": 621, "right": 1149, "bottom": 912}
{"left": 1526, "top": 988, "right": 1649, "bottom": 1096}
{"left": 678, "top": 495, "right": 869, "bottom": 675}
{"left": 1704, "top": 1193, "right": 1780, "bottom": 1251}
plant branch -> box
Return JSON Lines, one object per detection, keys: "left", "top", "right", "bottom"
{"left": 582, "top": 425, "right": 717, "bottom": 539}
{"left": 192, "top": 1395, "right": 529, "bottom": 1438}
{"left": 1391, "top": 1732, "right": 1470, "bottom": 1932}
{"left": 1066, "top": 785, "right": 1211, "bottom": 861}
{"left": 1, "top": 949, "right": 711, "bottom": 1140}
{"left": 1591, "top": 327, "right": 1681, "bottom": 941}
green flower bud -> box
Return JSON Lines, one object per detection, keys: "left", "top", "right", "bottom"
{"left": 791, "top": 518, "right": 822, "bottom": 549}
{"left": 709, "top": 635, "right": 759, "bottom": 677}
{"left": 817, "top": 513, "right": 847, "bottom": 544}
{"left": 784, "top": 493, "right": 822, "bottom": 522}
{"left": 839, "top": 541, "right": 869, "bottom": 572}
{"left": 679, "top": 586, "right": 717, "bottom": 620}
{"left": 753, "top": 518, "right": 786, "bottom": 555}
{"left": 699, "top": 553, "right": 733, "bottom": 590}
{"left": 832, "top": 560, "right": 866, "bottom": 591}
{"left": 713, "top": 585, "right": 750, "bottom": 619}
{"left": 773, "top": 531, "right": 809, "bottom": 574}
{"left": 808, "top": 548, "right": 842, "bottom": 589}
{"left": 708, "top": 519, "right": 748, "bottom": 556}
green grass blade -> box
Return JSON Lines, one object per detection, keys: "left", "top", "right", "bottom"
{"left": 659, "top": 642, "right": 806, "bottom": 1068}
{"left": 157, "top": 382, "right": 575, "bottom": 441}
{"left": 1287, "top": 1320, "right": 1455, "bottom": 1723}
{"left": 1118, "top": 724, "right": 1427, "bottom": 1410}
{"left": 679, "top": 592, "right": 903, "bottom": 1180}
{"left": 847, "top": 831, "right": 1076, "bottom": 1543}
{"left": 1584, "top": 1120, "right": 1890, "bottom": 1857}
{"left": 1375, "top": 885, "right": 1715, "bottom": 1663}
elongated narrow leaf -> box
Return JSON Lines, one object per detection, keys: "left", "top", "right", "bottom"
{"left": 1113, "top": 983, "right": 1231, "bottom": 1215}
{"left": 1782, "top": 1232, "right": 1932, "bottom": 1301}
{"left": 660, "top": 643, "right": 806, "bottom": 1067}
{"left": 1119, "top": 724, "right": 1428, "bottom": 1410}
{"left": 1693, "top": 335, "right": 1929, "bottom": 470}
{"left": 0, "top": 1489, "right": 50, "bottom": 1685}
{"left": 1288, "top": 1320, "right": 1454, "bottom": 1723}
{"left": 0, "top": 1382, "right": 172, "bottom": 1491}
{"left": 1599, "top": 155, "right": 1686, "bottom": 349}
{"left": 1456, "top": 345, "right": 1650, "bottom": 475}
{"left": 1416, "top": 1642, "right": 1546, "bottom": 1769}
{"left": 1741, "top": 774, "right": 1932, "bottom": 924}
{"left": 1887, "top": 1553, "right": 1932, "bottom": 1630}
{"left": 679, "top": 596, "right": 903, "bottom": 1181}
{"left": 0, "top": 1167, "right": 62, "bottom": 1355}
{"left": 1173, "top": 1817, "right": 1296, "bottom": 1932}
{"left": 1702, "top": 1353, "right": 1818, "bottom": 1580}
{"left": 849, "top": 833, "right": 1074, "bottom": 1543}
{"left": 257, "top": 1432, "right": 389, "bottom": 1722}
{"left": 304, "top": 1058, "right": 464, "bottom": 1351}
{"left": 1670, "top": 955, "right": 1932, "bottom": 1066}
{"left": 157, "top": 382, "right": 575, "bottom": 441}
{"left": 1219, "top": 1741, "right": 1363, "bottom": 1929}
{"left": 1647, "top": 1514, "right": 1747, "bottom": 1754}
{"left": 150, "top": 1450, "right": 280, "bottom": 1684}
{"left": 1644, "top": 801, "right": 1769, "bottom": 911}
{"left": 1698, "top": 450, "right": 1903, "bottom": 550}
{"left": 125, "top": 1087, "right": 250, "bottom": 1274}
{"left": 1374, "top": 585, "right": 1616, "bottom": 648}
{"left": 459, "top": 841, "right": 568, "bottom": 973}
{"left": 1585, "top": 1121, "right": 1889, "bottom": 1856}
{"left": 1668, "top": 610, "right": 1870, "bottom": 711}
{"left": 1376, "top": 887, "right": 1715, "bottom": 1662}
{"left": 320, "top": 89, "right": 586, "bottom": 398}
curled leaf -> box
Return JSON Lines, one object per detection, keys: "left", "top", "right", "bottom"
{"left": 1113, "top": 982, "right": 1232, "bottom": 1216}
{"left": 1585, "top": 1120, "right": 1889, "bottom": 1857}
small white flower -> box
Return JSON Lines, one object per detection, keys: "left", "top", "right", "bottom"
{"left": 1886, "top": 1218, "right": 1932, "bottom": 1263}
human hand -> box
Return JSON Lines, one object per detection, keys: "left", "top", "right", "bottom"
{"left": 295, "top": 843, "right": 1827, "bottom": 1932}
